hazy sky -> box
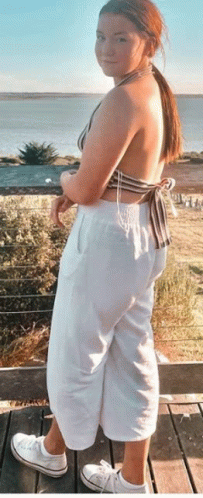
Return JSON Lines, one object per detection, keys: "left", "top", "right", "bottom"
{"left": 0, "top": 0, "right": 202, "bottom": 94}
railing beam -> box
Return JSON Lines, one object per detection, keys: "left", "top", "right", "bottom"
{"left": 0, "top": 363, "right": 203, "bottom": 400}
{"left": 0, "top": 164, "right": 78, "bottom": 195}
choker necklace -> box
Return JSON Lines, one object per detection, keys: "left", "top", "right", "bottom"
{"left": 115, "top": 63, "right": 153, "bottom": 88}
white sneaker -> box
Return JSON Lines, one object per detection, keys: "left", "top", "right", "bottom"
{"left": 80, "top": 459, "right": 149, "bottom": 493}
{"left": 11, "top": 433, "right": 68, "bottom": 477}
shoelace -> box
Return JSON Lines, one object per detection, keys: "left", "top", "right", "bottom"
{"left": 22, "top": 435, "right": 42, "bottom": 450}
{"left": 93, "top": 459, "right": 119, "bottom": 494}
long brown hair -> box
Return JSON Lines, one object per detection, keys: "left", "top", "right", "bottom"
{"left": 99, "top": 0, "right": 183, "bottom": 164}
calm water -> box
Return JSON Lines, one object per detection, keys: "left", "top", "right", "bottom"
{"left": 0, "top": 95, "right": 203, "bottom": 157}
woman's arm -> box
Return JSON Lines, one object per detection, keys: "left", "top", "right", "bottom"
{"left": 60, "top": 87, "right": 142, "bottom": 205}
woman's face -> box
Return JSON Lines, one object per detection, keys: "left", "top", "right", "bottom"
{"left": 95, "top": 13, "right": 148, "bottom": 81}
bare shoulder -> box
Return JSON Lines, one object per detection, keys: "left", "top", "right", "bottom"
{"left": 102, "top": 84, "right": 141, "bottom": 113}
{"left": 102, "top": 77, "right": 160, "bottom": 116}
{"left": 95, "top": 85, "right": 143, "bottom": 128}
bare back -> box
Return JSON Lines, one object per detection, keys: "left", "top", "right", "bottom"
{"left": 101, "top": 73, "right": 165, "bottom": 204}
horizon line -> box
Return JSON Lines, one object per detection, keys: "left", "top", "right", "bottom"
{"left": 0, "top": 91, "right": 203, "bottom": 97}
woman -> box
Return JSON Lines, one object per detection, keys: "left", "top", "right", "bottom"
{"left": 11, "top": 0, "right": 182, "bottom": 493}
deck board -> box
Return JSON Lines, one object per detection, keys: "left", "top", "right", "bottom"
{"left": 0, "top": 403, "right": 203, "bottom": 493}
{"left": 0, "top": 411, "right": 10, "bottom": 467}
{"left": 37, "top": 406, "right": 75, "bottom": 494}
{"left": 149, "top": 404, "right": 193, "bottom": 493}
{"left": 0, "top": 406, "right": 42, "bottom": 493}
{"left": 170, "top": 404, "right": 203, "bottom": 494}
{"left": 77, "top": 425, "right": 111, "bottom": 493}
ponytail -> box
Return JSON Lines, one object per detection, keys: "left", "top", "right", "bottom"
{"left": 152, "top": 64, "right": 183, "bottom": 163}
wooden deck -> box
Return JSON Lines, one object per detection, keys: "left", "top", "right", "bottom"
{"left": 0, "top": 402, "right": 203, "bottom": 493}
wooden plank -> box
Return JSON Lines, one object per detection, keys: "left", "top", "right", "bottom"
{"left": 0, "top": 406, "right": 42, "bottom": 493}
{"left": 1, "top": 363, "right": 203, "bottom": 400}
{"left": 37, "top": 407, "right": 75, "bottom": 493}
{"left": 159, "top": 394, "right": 203, "bottom": 404}
{"left": 0, "top": 367, "right": 47, "bottom": 400}
{"left": 158, "top": 362, "right": 203, "bottom": 394}
{"left": 0, "top": 412, "right": 10, "bottom": 467}
{"left": 77, "top": 425, "right": 111, "bottom": 493}
{"left": 170, "top": 403, "right": 203, "bottom": 493}
{"left": 111, "top": 440, "right": 154, "bottom": 493}
{"left": 149, "top": 403, "right": 193, "bottom": 493}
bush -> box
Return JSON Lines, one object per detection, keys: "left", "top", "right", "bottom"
{"left": 0, "top": 157, "right": 19, "bottom": 164}
{"left": 0, "top": 195, "right": 77, "bottom": 349}
{"left": 18, "top": 141, "right": 58, "bottom": 165}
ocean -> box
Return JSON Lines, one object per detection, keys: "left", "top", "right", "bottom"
{"left": 0, "top": 94, "right": 203, "bottom": 157}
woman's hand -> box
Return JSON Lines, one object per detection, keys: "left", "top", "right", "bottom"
{"left": 50, "top": 194, "right": 75, "bottom": 228}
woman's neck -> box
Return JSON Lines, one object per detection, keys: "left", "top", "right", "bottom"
{"left": 113, "top": 62, "right": 153, "bottom": 87}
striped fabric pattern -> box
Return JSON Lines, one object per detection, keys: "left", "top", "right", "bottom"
{"left": 77, "top": 101, "right": 102, "bottom": 152}
{"left": 108, "top": 170, "right": 175, "bottom": 249}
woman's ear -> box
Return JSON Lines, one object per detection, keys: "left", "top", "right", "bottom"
{"left": 144, "top": 37, "right": 155, "bottom": 58}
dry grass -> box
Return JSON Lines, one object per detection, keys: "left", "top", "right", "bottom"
{"left": 167, "top": 202, "right": 203, "bottom": 262}
{"left": 0, "top": 324, "right": 49, "bottom": 368}
{"left": 153, "top": 200, "right": 203, "bottom": 361}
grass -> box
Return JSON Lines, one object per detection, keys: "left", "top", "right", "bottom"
{"left": 167, "top": 204, "right": 203, "bottom": 263}
{"left": 0, "top": 324, "right": 50, "bottom": 368}
{"left": 0, "top": 195, "right": 203, "bottom": 366}
{"left": 152, "top": 199, "right": 203, "bottom": 361}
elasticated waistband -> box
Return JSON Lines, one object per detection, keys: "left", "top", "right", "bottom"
{"left": 77, "top": 198, "right": 149, "bottom": 226}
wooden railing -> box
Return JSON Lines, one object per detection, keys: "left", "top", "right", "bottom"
{"left": 1, "top": 362, "right": 203, "bottom": 401}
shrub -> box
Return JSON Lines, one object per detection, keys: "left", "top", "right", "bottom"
{"left": 0, "top": 157, "right": 19, "bottom": 164}
{"left": 0, "top": 195, "right": 76, "bottom": 349}
{"left": 18, "top": 141, "right": 58, "bottom": 165}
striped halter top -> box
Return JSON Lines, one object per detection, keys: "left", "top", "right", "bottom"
{"left": 76, "top": 64, "right": 177, "bottom": 249}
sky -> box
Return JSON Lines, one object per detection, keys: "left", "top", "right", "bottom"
{"left": 0, "top": 0, "right": 202, "bottom": 94}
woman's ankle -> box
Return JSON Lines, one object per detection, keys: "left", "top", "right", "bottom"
{"left": 121, "top": 468, "right": 145, "bottom": 486}
{"left": 43, "top": 436, "right": 66, "bottom": 455}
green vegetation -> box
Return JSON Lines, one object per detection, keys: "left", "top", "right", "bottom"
{"left": 0, "top": 195, "right": 76, "bottom": 356}
{"left": 18, "top": 141, "right": 58, "bottom": 165}
{"left": 0, "top": 157, "right": 19, "bottom": 164}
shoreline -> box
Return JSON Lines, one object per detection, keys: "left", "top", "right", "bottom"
{"left": 0, "top": 92, "right": 202, "bottom": 100}
{"left": 0, "top": 92, "right": 104, "bottom": 100}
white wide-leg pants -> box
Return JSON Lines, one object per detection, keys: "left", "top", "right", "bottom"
{"left": 47, "top": 199, "right": 167, "bottom": 450}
